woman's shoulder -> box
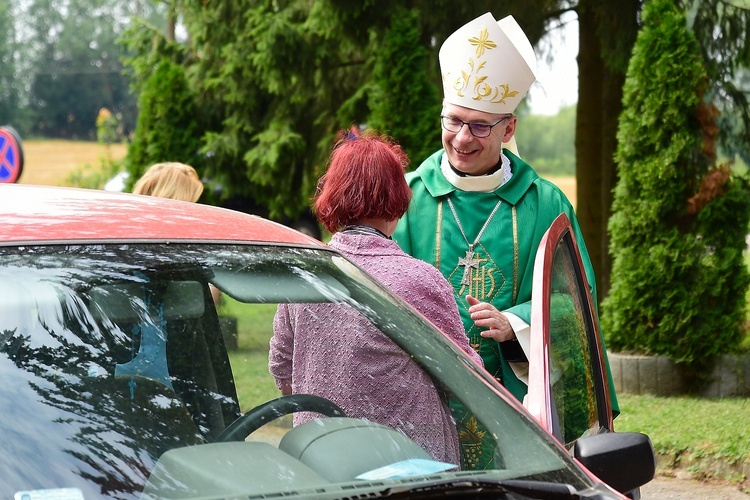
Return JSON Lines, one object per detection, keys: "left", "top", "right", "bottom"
{"left": 330, "top": 234, "right": 451, "bottom": 290}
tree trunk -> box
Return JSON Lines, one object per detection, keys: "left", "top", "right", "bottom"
{"left": 575, "top": 0, "right": 639, "bottom": 303}
{"left": 575, "top": 3, "right": 606, "bottom": 302}
{"left": 167, "top": 2, "right": 177, "bottom": 42}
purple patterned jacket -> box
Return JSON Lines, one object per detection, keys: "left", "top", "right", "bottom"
{"left": 269, "top": 232, "right": 482, "bottom": 465}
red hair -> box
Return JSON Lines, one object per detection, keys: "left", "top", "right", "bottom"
{"left": 314, "top": 131, "right": 412, "bottom": 233}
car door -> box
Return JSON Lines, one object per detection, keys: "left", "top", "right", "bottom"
{"left": 525, "top": 213, "right": 614, "bottom": 447}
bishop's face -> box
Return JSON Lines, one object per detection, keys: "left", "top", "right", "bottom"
{"left": 441, "top": 103, "right": 516, "bottom": 176}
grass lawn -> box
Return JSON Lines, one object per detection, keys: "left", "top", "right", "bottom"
{"left": 617, "top": 394, "right": 750, "bottom": 483}
{"left": 220, "top": 299, "right": 279, "bottom": 411}
{"left": 228, "top": 349, "right": 279, "bottom": 412}
{"left": 19, "top": 139, "right": 126, "bottom": 186}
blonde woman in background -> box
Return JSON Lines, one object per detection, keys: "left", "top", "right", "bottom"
{"left": 132, "top": 162, "right": 221, "bottom": 303}
{"left": 132, "top": 162, "right": 204, "bottom": 202}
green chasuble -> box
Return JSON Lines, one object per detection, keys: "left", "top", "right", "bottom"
{"left": 393, "top": 149, "right": 620, "bottom": 470}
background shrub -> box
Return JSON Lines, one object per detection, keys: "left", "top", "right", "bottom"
{"left": 602, "top": 0, "right": 750, "bottom": 386}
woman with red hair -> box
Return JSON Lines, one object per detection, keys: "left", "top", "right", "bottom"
{"left": 269, "top": 132, "right": 481, "bottom": 466}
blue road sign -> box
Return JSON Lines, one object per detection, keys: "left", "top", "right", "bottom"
{"left": 0, "top": 126, "right": 24, "bottom": 183}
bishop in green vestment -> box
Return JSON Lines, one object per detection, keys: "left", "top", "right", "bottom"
{"left": 392, "top": 12, "right": 619, "bottom": 471}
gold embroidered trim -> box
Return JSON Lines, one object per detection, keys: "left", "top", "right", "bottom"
{"left": 512, "top": 205, "right": 518, "bottom": 306}
{"left": 442, "top": 26, "right": 518, "bottom": 105}
{"left": 435, "top": 199, "right": 443, "bottom": 269}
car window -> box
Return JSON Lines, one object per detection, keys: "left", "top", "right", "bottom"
{"left": 548, "top": 236, "right": 605, "bottom": 445}
{"left": 0, "top": 243, "right": 595, "bottom": 498}
{"left": 526, "top": 214, "right": 612, "bottom": 447}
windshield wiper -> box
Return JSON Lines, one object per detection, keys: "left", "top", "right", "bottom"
{"left": 379, "top": 477, "right": 580, "bottom": 499}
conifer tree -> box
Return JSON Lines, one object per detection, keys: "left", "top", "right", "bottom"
{"left": 602, "top": 0, "right": 750, "bottom": 384}
{"left": 366, "top": 7, "right": 441, "bottom": 163}
{"left": 124, "top": 59, "right": 200, "bottom": 187}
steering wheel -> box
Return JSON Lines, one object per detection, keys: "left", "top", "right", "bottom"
{"left": 217, "top": 394, "right": 347, "bottom": 442}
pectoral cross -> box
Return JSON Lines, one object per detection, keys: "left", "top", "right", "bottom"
{"left": 458, "top": 250, "right": 481, "bottom": 286}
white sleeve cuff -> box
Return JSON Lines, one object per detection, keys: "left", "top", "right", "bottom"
{"left": 502, "top": 312, "right": 530, "bottom": 386}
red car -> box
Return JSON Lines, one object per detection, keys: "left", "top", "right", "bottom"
{"left": 0, "top": 184, "right": 654, "bottom": 499}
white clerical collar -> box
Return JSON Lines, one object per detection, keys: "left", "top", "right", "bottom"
{"left": 440, "top": 152, "right": 513, "bottom": 192}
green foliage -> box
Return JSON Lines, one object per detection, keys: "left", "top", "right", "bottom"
{"left": 113, "top": 0, "right": 749, "bottom": 239}
{"left": 23, "top": 0, "right": 136, "bottom": 139}
{"left": 96, "top": 109, "right": 125, "bottom": 145}
{"left": 549, "top": 291, "right": 596, "bottom": 445}
{"left": 65, "top": 155, "right": 125, "bottom": 190}
{"left": 0, "top": 1, "right": 24, "bottom": 129}
{"left": 62, "top": 126, "right": 129, "bottom": 190}
{"left": 603, "top": 0, "right": 750, "bottom": 384}
{"left": 174, "top": 1, "right": 360, "bottom": 218}
{"left": 519, "top": 105, "right": 576, "bottom": 176}
{"left": 118, "top": 0, "right": 565, "bottom": 219}
{"left": 366, "top": 7, "right": 441, "bottom": 166}
{"left": 686, "top": 0, "right": 750, "bottom": 156}
{"left": 123, "top": 59, "right": 201, "bottom": 187}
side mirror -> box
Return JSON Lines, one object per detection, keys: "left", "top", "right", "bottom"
{"left": 573, "top": 432, "right": 656, "bottom": 494}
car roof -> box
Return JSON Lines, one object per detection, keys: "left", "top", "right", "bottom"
{"left": 0, "top": 184, "right": 324, "bottom": 246}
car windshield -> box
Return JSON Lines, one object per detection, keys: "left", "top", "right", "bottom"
{"left": 1, "top": 243, "right": 592, "bottom": 499}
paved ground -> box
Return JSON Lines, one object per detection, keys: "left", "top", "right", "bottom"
{"left": 642, "top": 476, "right": 749, "bottom": 498}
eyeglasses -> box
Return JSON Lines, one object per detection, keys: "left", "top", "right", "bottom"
{"left": 440, "top": 115, "right": 512, "bottom": 138}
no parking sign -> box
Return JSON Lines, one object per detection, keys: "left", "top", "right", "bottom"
{"left": 0, "top": 126, "right": 24, "bottom": 183}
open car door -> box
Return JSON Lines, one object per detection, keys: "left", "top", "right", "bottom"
{"left": 523, "top": 214, "right": 656, "bottom": 496}
{"left": 525, "top": 213, "right": 614, "bottom": 447}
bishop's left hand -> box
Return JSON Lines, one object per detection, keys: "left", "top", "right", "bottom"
{"left": 466, "top": 295, "right": 516, "bottom": 343}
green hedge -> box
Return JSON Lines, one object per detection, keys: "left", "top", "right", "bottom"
{"left": 602, "top": 0, "right": 750, "bottom": 387}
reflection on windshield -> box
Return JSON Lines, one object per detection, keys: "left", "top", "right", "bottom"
{"left": 0, "top": 244, "right": 584, "bottom": 498}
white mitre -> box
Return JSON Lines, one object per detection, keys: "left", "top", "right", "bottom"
{"left": 439, "top": 13, "right": 537, "bottom": 115}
